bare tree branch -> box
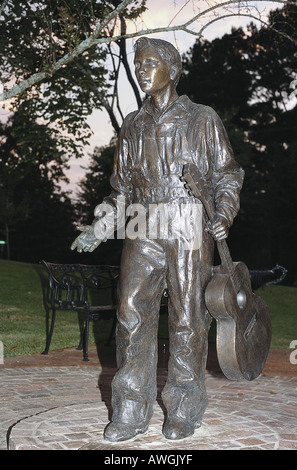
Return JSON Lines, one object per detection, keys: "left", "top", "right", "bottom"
{"left": 0, "top": 0, "right": 132, "bottom": 101}
{"left": 118, "top": 15, "right": 142, "bottom": 109}
{"left": 1, "top": 0, "right": 296, "bottom": 103}
{"left": 198, "top": 12, "right": 276, "bottom": 36}
{"left": 107, "top": 43, "right": 125, "bottom": 125}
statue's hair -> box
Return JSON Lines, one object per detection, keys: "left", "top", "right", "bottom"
{"left": 134, "top": 37, "right": 182, "bottom": 86}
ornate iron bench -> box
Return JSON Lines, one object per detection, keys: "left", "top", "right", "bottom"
{"left": 40, "top": 260, "right": 119, "bottom": 361}
{"left": 249, "top": 264, "right": 287, "bottom": 291}
{"left": 40, "top": 260, "right": 286, "bottom": 362}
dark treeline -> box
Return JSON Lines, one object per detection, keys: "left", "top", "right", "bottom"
{"left": 176, "top": 4, "right": 297, "bottom": 283}
{"left": 1, "top": 4, "right": 296, "bottom": 283}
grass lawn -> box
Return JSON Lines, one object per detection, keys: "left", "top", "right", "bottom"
{"left": 0, "top": 259, "right": 296, "bottom": 358}
{"left": 0, "top": 260, "right": 115, "bottom": 358}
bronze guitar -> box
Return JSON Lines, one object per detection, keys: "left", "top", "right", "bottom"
{"left": 182, "top": 163, "right": 271, "bottom": 381}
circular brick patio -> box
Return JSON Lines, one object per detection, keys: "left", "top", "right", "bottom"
{"left": 5, "top": 368, "right": 297, "bottom": 451}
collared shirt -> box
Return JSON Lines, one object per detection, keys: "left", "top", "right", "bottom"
{"left": 106, "top": 95, "right": 244, "bottom": 226}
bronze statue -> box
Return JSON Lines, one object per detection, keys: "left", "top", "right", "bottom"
{"left": 71, "top": 37, "right": 270, "bottom": 442}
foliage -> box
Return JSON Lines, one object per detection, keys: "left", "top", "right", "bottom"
{"left": 2, "top": 2, "right": 297, "bottom": 106}
{"left": 1, "top": 1, "right": 296, "bottom": 155}
{"left": 77, "top": 141, "right": 116, "bottom": 223}
{"left": 1, "top": 1, "right": 297, "bottom": 273}
{"left": 0, "top": 110, "right": 75, "bottom": 262}
{"left": 178, "top": 3, "right": 297, "bottom": 282}
{"left": 0, "top": 0, "right": 109, "bottom": 158}
{"left": 75, "top": 141, "right": 124, "bottom": 265}
{"left": 0, "top": 0, "right": 147, "bottom": 155}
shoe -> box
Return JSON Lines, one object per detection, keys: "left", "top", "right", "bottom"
{"left": 104, "top": 421, "right": 149, "bottom": 442}
{"left": 162, "top": 418, "right": 198, "bottom": 440}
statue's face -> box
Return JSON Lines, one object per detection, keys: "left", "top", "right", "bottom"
{"left": 134, "top": 46, "right": 172, "bottom": 95}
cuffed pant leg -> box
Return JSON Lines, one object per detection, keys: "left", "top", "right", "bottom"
{"left": 110, "top": 238, "right": 166, "bottom": 427}
{"left": 161, "top": 236, "right": 213, "bottom": 426}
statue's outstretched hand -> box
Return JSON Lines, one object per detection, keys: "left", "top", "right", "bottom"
{"left": 71, "top": 225, "right": 102, "bottom": 253}
{"left": 71, "top": 203, "right": 116, "bottom": 253}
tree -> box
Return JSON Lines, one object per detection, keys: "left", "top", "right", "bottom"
{"left": 10, "top": 188, "right": 76, "bottom": 263}
{"left": 2, "top": 0, "right": 297, "bottom": 270}
{"left": 1, "top": 0, "right": 296, "bottom": 157}
{"left": 75, "top": 141, "right": 124, "bottom": 264}
{"left": 1, "top": 0, "right": 297, "bottom": 105}
{"left": 76, "top": 141, "right": 116, "bottom": 223}
{"left": 178, "top": 3, "right": 297, "bottom": 282}
{"left": 0, "top": 0, "right": 148, "bottom": 147}
{"left": 0, "top": 108, "right": 75, "bottom": 261}
{"left": 245, "top": 6, "right": 297, "bottom": 281}
{"left": 0, "top": 167, "right": 29, "bottom": 260}
{"left": 0, "top": 0, "right": 109, "bottom": 158}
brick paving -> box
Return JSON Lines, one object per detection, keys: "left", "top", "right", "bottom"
{"left": 1, "top": 362, "right": 297, "bottom": 451}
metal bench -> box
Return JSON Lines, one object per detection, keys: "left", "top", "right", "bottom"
{"left": 40, "top": 260, "right": 119, "bottom": 361}
{"left": 249, "top": 264, "right": 287, "bottom": 291}
{"left": 40, "top": 260, "right": 286, "bottom": 362}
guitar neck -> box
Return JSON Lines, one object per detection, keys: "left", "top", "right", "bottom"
{"left": 206, "top": 199, "right": 241, "bottom": 293}
{"left": 184, "top": 165, "right": 240, "bottom": 293}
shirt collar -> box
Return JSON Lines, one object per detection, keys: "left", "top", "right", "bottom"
{"left": 134, "top": 95, "right": 191, "bottom": 127}
{"left": 143, "top": 94, "right": 189, "bottom": 114}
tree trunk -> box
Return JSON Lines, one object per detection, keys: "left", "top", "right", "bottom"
{"left": 5, "top": 223, "right": 10, "bottom": 260}
{"left": 119, "top": 16, "right": 143, "bottom": 110}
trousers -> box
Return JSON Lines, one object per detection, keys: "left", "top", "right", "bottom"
{"left": 110, "top": 229, "right": 214, "bottom": 428}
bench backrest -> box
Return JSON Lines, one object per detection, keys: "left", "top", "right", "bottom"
{"left": 40, "top": 260, "right": 120, "bottom": 309}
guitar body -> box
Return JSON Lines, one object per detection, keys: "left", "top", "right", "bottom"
{"left": 205, "top": 261, "right": 271, "bottom": 380}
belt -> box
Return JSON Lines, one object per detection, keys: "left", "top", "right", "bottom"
{"left": 133, "top": 185, "right": 193, "bottom": 204}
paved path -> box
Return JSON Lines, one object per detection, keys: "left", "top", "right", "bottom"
{"left": 1, "top": 364, "right": 297, "bottom": 451}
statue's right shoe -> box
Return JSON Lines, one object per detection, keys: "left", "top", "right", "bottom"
{"left": 103, "top": 421, "right": 149, "bottom": 442}
{"left": 162, "top": 417, "right": 198, "bottom": 440}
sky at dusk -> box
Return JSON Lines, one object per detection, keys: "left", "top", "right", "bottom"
{"left": 0, "top": 1, "right": 284, "bottom": 196}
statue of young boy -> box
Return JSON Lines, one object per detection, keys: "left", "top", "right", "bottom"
{"left": 71, "top": 37, "right": 244, "bottom": 442}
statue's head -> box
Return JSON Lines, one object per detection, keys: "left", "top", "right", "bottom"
{"left": 134, "top": 37, "right": 182, "bottom": 93}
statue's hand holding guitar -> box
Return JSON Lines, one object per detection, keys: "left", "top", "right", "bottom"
{"left": 206, "top": 214, "right": 229, "bottom": 241}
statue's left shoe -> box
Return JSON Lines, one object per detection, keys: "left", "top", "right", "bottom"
{"left": 162, "top": 418, "right": 198, "bottom": 440}
{"left": 104, "top": 421, "right": 149, "bottom": 442}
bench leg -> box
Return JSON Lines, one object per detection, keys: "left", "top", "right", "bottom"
{"left": 42, "top": 308, "right": 56, "bottom": 355}
{"left": 106, "top": 314, "right": 117, "bottom": 346}
{"left": 76, "top": 333, "right": 83, "bottom": 351}
{"left": 82, "top": 317, "right": 90, "bottom": 362}
{"left": 76, "top": 311, "right": 86, "bottom": 351}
